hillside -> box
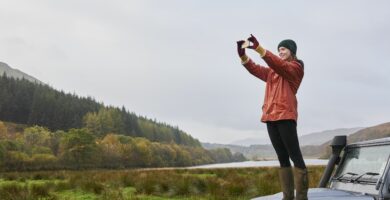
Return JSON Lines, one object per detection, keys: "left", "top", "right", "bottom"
{"left": 0, "top": 63, "right": 247, "bottom": 170}
{"left": 312, "top": 122, "right": 390, "bottom": 158}
{"left": 227, "top": 127, "right": 364, "bottom": 147}
{"left": 0, "top": 120, "right": 246, "bottom": 171}
{"left": 203, "top": 124, "right": 390, "bottom": 160}
{"left": 203, "top": 142, "right": 326, "bottom": 160}
{"left": 202, "top": 142, "right": 276, "bottom": 160}
{"left": 0, "top": 71, "right": 200, "bottom": 147}
{"left": 0, "top": 62, "right": 205, "bottom": 147}
{"left": 229, "top": 137, "right": 270, "bottom": 146}
{"left": 346, "top": 122, "right": 390, "bottom": 143}
{"left": 299, "top": 127, "right": 364, "bottom": 146}
{"left": 0, "top": 62, "right": 42, "bottom": 84}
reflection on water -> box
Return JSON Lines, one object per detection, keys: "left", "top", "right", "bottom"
{"left": 189, "top": 159, "right": 328, "bottom": 169}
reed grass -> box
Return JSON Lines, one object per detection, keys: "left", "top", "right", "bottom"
{"left": 0, "top": 166, "right": 325, "bottom": 200}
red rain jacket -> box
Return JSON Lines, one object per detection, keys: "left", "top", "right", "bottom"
{"left": 243, "top": 51, "right": 304, "bottom": 122}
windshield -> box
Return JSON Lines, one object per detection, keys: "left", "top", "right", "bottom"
{"left": 335, "top": 144, "right": 390, "bottom": 181}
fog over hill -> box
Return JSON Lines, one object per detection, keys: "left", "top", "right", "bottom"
{"left": 298, "top": 127, "right": 364, "bottom": 145}
{"left": 305, "top": 122, "right": 390, "bottom": 158}
{"left": 0, "top": 62, "right": 42, "bottom": 84}
{"left": 229, "top": 127, "right": 364, "bottom": 146}
{"left": 204, "top": 126, "right": 374, "bottom": 160}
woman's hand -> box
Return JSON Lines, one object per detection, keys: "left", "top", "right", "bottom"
{"left": 236, "top": 40, "right": 246, "bottom": 57}
{"left": 247, "top": 34, "right": 259, "bottom": 49}
{"left": 247, "top": 34, "right": 266, "bottom": 57}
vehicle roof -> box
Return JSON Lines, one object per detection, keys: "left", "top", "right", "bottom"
{"left": 348, "top": 137, "right": 390, "bottom": 148}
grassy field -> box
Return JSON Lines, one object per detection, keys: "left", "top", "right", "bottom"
{"left": 0, "top": 166, "right": 325, "bottom": 200}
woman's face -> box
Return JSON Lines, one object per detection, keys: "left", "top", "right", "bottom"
{"left": 278, "top": 47, "right": 292, "bottom": 61}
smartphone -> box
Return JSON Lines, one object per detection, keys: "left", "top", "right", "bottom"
{"left": 241, "top": 40, "right": 251, "bottom": 49}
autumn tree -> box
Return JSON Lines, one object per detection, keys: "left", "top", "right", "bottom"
{"left": 59, "top": 128, "right": 101, "bottom": 169}
{"left": 83, "top": 107, "right": 125, "bottom": 137}
{"left": 0, "top": 121, "right": 7, "bottom": 140}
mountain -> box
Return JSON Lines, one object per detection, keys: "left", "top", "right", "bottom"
{"left": 0, "top": 67, "right": 248, "bottom": 170}
{"left": 298, "top": 127, "right": 364, "bottom": 146}
{"left": 203, "top": 142, "right": 323, "bottom": 160}
{"left": 203, "top": 125, "right": 378, "bottom": 160}
{"left": 346, "top": 122, "right": 390, "bottom": 144}
{"left": 0, "top": 61, "right": 43, "bottom": 84}
{"left": 0, "top": 66, "right": 201, "bottom": 147}
{"left": 202, "top": 142, "right": 276, "bottom": 160}
{"left": 229, "top": 127, "right": 364, "bottom": 147}
{"left": 310, "top": 122, "right": 390, "bottom": 159}
{"left": 229, "top": 137, "right": 270, "bottom": 146}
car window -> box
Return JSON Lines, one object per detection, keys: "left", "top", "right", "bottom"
{"left": 335, "top": 144, "right": 390, "bottom": 180}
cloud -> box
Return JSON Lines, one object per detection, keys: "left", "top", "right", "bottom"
{"left": 1, "top": 0, "right": 389, "bottom": 144}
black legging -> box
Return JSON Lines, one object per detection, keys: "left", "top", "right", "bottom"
{"left": 266, "top": 120, "right": 306, "bottom": 169}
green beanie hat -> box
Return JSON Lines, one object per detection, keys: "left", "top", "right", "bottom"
{"left": 278, "top": 39, "right": 297, "bottom": 55}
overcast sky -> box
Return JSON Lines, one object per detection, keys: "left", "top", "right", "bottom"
{"left": 1, "top": 0, "right": 389, "bottom": 144}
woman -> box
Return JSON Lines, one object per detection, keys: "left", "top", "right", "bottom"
{"left": 237, "top": 35, "right": 308, "bottom": 200}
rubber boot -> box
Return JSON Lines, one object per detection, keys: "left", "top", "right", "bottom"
{"left": 279, "top": 167, "right": 295, "bottom": 200}
{"left": 294, "top": 167, "right": 309, "bottom": 200}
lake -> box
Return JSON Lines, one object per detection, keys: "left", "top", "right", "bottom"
{"left": 189, "top": 159, "right": 328, "bottom": 169}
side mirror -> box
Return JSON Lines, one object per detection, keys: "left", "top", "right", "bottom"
{"left": 318, "top": 135, "right": 347, "bottom": 188}
{"left": 331, "top": 136, "right": 347, "bottom": 154}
